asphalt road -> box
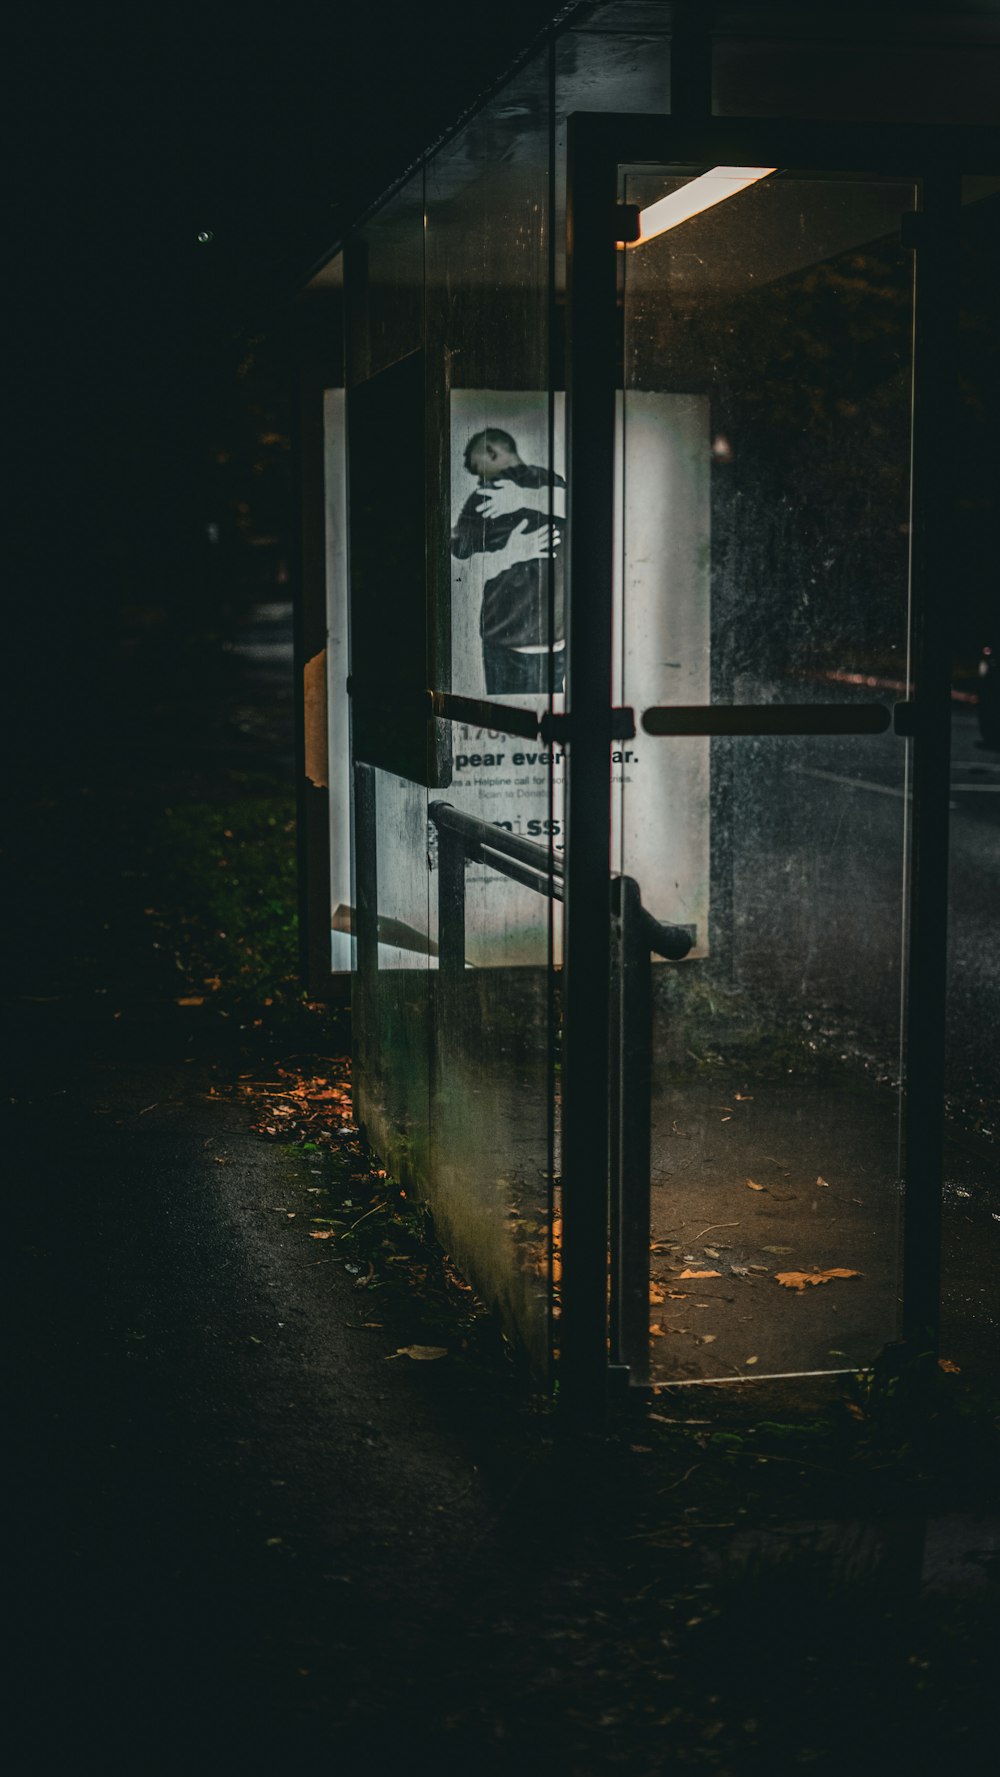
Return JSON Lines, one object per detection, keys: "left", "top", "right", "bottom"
{"left": 5, "top": 608, "right": 997, "bottom": 1774}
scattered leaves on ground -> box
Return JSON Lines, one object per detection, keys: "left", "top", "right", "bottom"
{"left": 774, "top": 1268, "right": 861, "bottom": 1291}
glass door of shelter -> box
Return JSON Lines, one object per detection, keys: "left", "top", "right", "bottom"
{"left": 561, "top": 117, "right": 981, "bottom": 1408}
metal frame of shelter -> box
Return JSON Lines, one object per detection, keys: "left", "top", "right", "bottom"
{"left": 560, "top": 112, "right": 999, "bottom": 1420}
{"left": 293, "top": 27, "right": 998, "bottom": 1420}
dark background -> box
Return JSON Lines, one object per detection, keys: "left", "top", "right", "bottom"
{"left": 6, "top": 3, "right": 996, "bottom": 751}
{"left": 7, "top": 1, "right": 562, "bottom": 735}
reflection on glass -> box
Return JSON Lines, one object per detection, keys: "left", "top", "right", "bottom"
{"left": 619, "top": 169, "right": 917, "bottom": 1381}
{"left": 349, "top": 66, "right": 559, "bottom": 1376}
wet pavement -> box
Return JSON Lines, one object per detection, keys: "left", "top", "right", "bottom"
{"left": 648, "top": 1071, "right": 1000, "bottom": 1385}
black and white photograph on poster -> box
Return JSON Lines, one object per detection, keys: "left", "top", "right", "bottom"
{"left": 450, "top": 403, "right": 565, "bottom": 698}
{"left": 442, "top": 392, "right": 568, "bottom": 968}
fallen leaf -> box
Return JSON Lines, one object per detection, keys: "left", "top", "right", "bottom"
{"left": 175, "top": 995, "right": 204, "bottom": 1007}
{"left": 695, "top": 1334, "right": 717, "bottom": 1344}
{"left": 746, "top": 1179, "right": 765, "bottom": 1192}
{"left": 649, "top": 1285, "right": 666, "bottom": 1304}
{"left": 388, "top": 1344, "right": 448, "bottom": 1361}
{"left": 774, "top": 1268, "right": 861, "bottom": 1291}
{"left": 731, "top": 1266, "right": 751, "bottom": 1278}
{"left": 649, "top": 1324, "right": 665, "bottom": 1338}
{"left": 762, "top": 1245, "right": 793, "bottom": 1255}
{"left": 938, "top": 1357, "right": 961, "bottom": 1374}
{"left": 679, "top": 1268, "right": 721, "bottom": 1279}
{"left": 816, "top": 1176, "right": 829, "bottom": 1188}
{"left": 309, "top": 1230, "right": 334, "bottom": 1240}
{"left": 744, "top": 1356, "right": 759, "bottom": 1365}
{"left": 630, "top": 1445, "right": 653, "bottom": 1455}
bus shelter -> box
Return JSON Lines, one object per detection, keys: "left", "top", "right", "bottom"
{"left": 294, "top": 2, "right": 999, "bottom": 1418}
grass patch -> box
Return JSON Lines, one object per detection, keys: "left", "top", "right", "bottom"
{"left": 144, "top": 793, "right": 301, "bottom": 1015}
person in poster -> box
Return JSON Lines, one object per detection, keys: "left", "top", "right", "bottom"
{"left": 451, "top": 427, "right": 565, "bottom": 695}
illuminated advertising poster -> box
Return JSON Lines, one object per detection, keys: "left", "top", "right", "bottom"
{"left": 435, "top": 389, "right": 711, "bottom": 969}
{"left": 330, "top": 389, "right": 711, "bottom": 971}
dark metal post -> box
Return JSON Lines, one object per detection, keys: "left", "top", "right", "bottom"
{"left": 901, "top": 174, "right": 962, "bottom": 1353}
{"left": 437, "top": 819, "right": 467, "bottom": 977}
{"left": 617, "top": 877, "right": 653, "bottom": 1383}
{"left": 608, "top": 886, "right": 624, "bottom": 1366}
{"left": 352, "top": 761, "right": 379, "bottom": 1094}
{"left": 561, "top": 116, "right": 620, "bottom": 1426}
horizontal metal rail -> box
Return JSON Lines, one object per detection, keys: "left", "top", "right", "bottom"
{"left": 472, "top": 843, "right": 564, "bottom": 903}
{"left": 642, "top": 702, "right": 892, "bottom": 736}
{"left": 430, "top": 690, "right": 544, "bottom": 741}
{"left": 348, "top": 679, "right": 549, "bottom": 743}
{"left": 428, "top": 801, "right": 694, "bottom": 962}
{"left": 429, "top": 800, "right": 564, "bottom": 878}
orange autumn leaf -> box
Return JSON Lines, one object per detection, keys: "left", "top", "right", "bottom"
{"left": 774, "top": 1268, "right": 861, "bottom": 1291}
{"left": 938, "top": 1357, "right": 961, "bottom": 1374}
{"left": 309, "top": 1230, "right": 335, "bottom": 1241}
{"left": 745, "top": 1179, "right": 765, "bottom": 1192}
{"left": 678, "top": 1268, "right": 721, "bottom": 1279}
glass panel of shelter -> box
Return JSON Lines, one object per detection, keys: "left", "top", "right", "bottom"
{"left": 343, "top": 69, "right": 564, "bottom": 1380}
{"left": 613, "top": 161, "right": 918, "bottom": 1384}
{"left": 420, "top": 61, "right": 560, "bottom": 1377}
{"left": 345, "top": 174, "right": 434, "bottom": 1209}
